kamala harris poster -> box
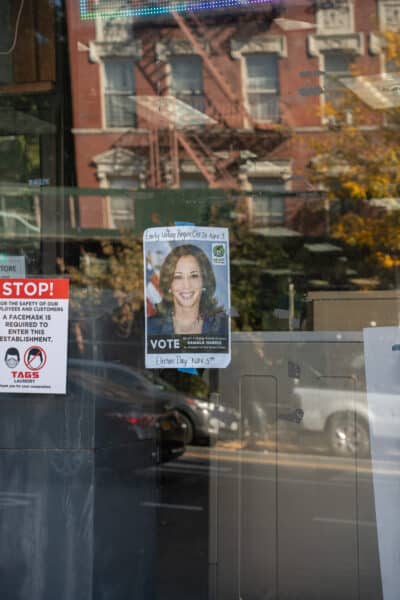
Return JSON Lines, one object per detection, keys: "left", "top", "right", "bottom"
{"left": 143, "top": 226, "right": 231, "bottom": 369}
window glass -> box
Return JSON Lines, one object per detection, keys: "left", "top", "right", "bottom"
{"left": 324, "top": 51, "right": 354, "bottom": 107}
{"left": 170, "top": 55, "right": 204, "bottom": 112}
{"left": 170, "top": 55, "right": 203, "bottom": 93}
{"left": 249, "top": 178, "right": 285, "bottom": 226}
{"left": 245, "top": 53, "right": 279, "bottom": 121}
{"left": 180, "top": 175, "right": 208, "bottom": 189}
{"left": 104, "top": 59, "right": 136, "bottom": 127}
{"left": 0, "top": 2, "right": 399, "bottom": 599}
{"left": 108, "top": 176, "right": 137, "bottom": 229}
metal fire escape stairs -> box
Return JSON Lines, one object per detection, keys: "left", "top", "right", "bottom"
{"left": 171, "top": 11, "right": 255, "bottom": 128}
{"left": 116, "top": 11, "right": 276, "bottom": 189}
{"left": 137, "top": 15, "right": 247, "bottom": 189}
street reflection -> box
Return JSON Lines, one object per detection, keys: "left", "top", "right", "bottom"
{"left": 155, "top": 440, "right": 383, "bottom": 600}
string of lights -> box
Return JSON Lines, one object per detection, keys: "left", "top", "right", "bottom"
{"left": 80, "top": 0, "right": 273, "bottom": 20}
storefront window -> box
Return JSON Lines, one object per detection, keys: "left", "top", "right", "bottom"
{"left": 0, "top": 1, "right": 399, "bottom": 598}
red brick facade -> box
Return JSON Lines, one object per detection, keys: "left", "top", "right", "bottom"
{"left": 66, "top": 0, "right": 383, "bottom": 230}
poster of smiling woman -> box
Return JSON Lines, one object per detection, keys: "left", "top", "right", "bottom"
{"left": 143, "top": 226, "right": 231, "bottom": 369}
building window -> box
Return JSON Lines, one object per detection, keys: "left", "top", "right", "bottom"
{"left": 103, "top": 59, "right": 135, "bottom": 128}
{"left": 0, "top": 0, "right": 13, "bottom": 85}
{"left": 108, "top": 177, "right": 137, "bottom": 229}
{"left": 379, "top": 0, "right": 400, "bottom": 31}
{"left": 170, "top": 55, "right": 204, "bottom": 113}
{"left": 385, "top": 56, "right": 399, "bottom": 74}
{"left": 100, "top": 17, "right": 134, "bottom": 42}
{"left": 180, "top": 175, "right": 208, "bottom": 189}
{"left": 381, "top": 58, "right": 400, "bottom": 120}
{"left": 323, "top": 51, "right": 354, "bottom": 108}
{"left": 316, "top": 0, "right": 354, "bottom": 34}
{"left": 249, "top": 178, "right": 285, "bottom": 226}
{"left": 245, "top": 54, "right": 279, "bottom": 122}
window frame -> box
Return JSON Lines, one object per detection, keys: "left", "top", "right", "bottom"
{"left": 249, "top": 177, "right": 286, "bottom": 226}
{"left": 169, "top": 54, "right": 205, "bottom": 113}
{"left": 321, "top": 50, "right": 355, "bottom": 123}
{"left": 244, "top": 53, "right": 280, "bottom": 123}
{"left": 316, "top": 0, "right": 355, "bottom": 35}
{"left": 102, "top": 58, "right": 136, "bottom": 129}
{"left": 106, "top": 175, "right": 138, "bottom": 230}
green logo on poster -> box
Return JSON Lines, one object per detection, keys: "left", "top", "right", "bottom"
{"left": 213, "top": 245, "right": 225, "bottom": 258}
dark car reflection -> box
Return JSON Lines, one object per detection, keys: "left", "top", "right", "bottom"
{"left": 68, "top": 359, "right": 187, "bottom": 467}
{"left": 143, "top": 372, "right": 243, "bottom": 445}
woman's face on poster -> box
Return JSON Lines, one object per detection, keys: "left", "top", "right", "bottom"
{"left": 170, "top": 255, "right": 203, "bottom": 310}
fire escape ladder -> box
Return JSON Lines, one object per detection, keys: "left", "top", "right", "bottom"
{"left": 138, "top": 35, "right": 169, "bottom": 96}
{"left": 189, "top": 132, "right": 215, "bottom": 161}
{"left": 175, "top": 131, "right": 217, "bottom": 186}
{"left": 187, "top": 12, "right": 233, "bottom": 57}
{"left": 185, "top": 12, "right": 222, "bottom": 55}
{"left": 174, "top": 13, "right": 234, "bottom": 128}
{"left": 172, "top": 11, "right": 254, "bottom": 128}
{"left": 197, "top": 93, "right": 229, "bottom": 129}
{"left": 148, "top": 129, "right": 162, "bottom": 188}
{"left": 169, "top": 128, "right": 180, "bottom": 188}
{"left": 216, "top": 151, "right": 242, "bottom": 172}
{"left": 190, "top": 133, "right": 238, "bottom": 188}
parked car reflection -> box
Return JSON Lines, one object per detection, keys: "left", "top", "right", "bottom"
{"left": 68, "top": 359, "right": 187, "bottom": 466}
{"left": 68, "top": 358, "right": 243, "bottom": 448}
{"left": 143, "top": 371, "right": 243, "bottom": 445}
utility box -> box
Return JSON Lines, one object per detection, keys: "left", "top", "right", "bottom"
{"left": 307, "top": 290, "right": 400, "bottom": 331}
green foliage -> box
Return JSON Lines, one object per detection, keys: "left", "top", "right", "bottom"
{"left": 308, "top": 30, "right": 400, "bottom": 286}
{"left": 61, "top": 234, "right": 144, "bottom": 336}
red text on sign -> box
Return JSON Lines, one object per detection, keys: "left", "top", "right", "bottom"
{"left": 12, "top": 372, "right": 40, "bottom": 379}
{"left": 0, "top": 279, "right": 69, "bottom": 299}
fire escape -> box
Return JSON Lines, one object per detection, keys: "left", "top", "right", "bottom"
{"left": 114, "top": 7, "right": 286, "bottom": 190}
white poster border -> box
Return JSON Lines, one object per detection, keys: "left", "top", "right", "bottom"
{"left": 143, "top": 226, "right": 231, "bottom": 369}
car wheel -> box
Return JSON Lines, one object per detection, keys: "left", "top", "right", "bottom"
{"left": 179, "top": 412, "right": 194, "bottom": 445}
{"left": 328, "top": 412, "right": 370, "bottom": 458}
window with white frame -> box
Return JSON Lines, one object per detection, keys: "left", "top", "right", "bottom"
{"left": 180, "top": 175, "right": 208, "bottom": 189}
{"left": 316, "top": 0, "right": 354, "bottom": 34}
{"left": 108, "top": 176, "right": 137, "bottom": 229}
{"left": 323, "top": 51, "right": 354, "bottom": 108}
{"left": 249, "top": 178, "right": 285, "bottom": 226}
{"left": 384, "top": 54, "right": 400, "bottom": 74}
{"left": 100, "top": 17, "right": 134, "bottom": 42}
{"left": 245, "top": 54, "right": 279, "bottom": 122}
{"left": 170, "top": 55, "right": 204, "bottom": 112}
{"left": 103, "top": 59, "right": 135, "bottom": 128}
{"left": 382, "top": 58, "right": 400, "bottom": 121}
{"left": 379, "top": 1, "right": 400, "bottom": 31}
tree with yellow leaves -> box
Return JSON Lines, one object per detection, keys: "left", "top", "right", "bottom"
{"left": 308, "top": 30, "right": 400, "bottom": 282}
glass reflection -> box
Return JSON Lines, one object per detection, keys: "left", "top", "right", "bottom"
{"left": 1, "top": 0, "right": 399, "bottom": 598}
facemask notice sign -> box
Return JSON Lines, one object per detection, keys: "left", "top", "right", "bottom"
{"left": 0, "top": 279, "right": 69, "bottom": 394}
{"left": 144, "top": 226, "right": 231, "bottom": 369}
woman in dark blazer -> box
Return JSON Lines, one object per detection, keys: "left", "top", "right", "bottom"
{"left": 148, "top": 244, "right": 228, "bottom": 336}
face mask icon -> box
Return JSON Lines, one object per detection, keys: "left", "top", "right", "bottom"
{"left": 5, "top": 348, "right": 20, "bottom": 369}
